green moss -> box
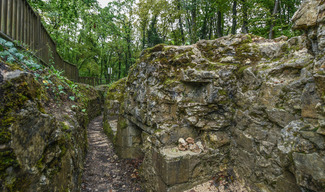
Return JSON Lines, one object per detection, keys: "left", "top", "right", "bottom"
{"left": 118, "top": 119, "right": 127, "bottom": 129}
{"left": 145, "top": 44, "right": 165, "bottom": 54}
{"left": 163, "top": 78, "right": 177, "bottom": 86}
{"left": 36, "top": 154, "right": 45, "bottom": 171}
{"left": 0, "top": 58, "right": 23, "bottom": 71}
{"left": 218, "top": 89, "right": 227, "bottom": 96}
{"left": 237, "top": 66, "right": 249, "bottom": 74}
{"left": 0, "top": 128, "right": 11, "bottom": 144}
{"left": 103, "top": 120, "right": 115, "bottom": 143}
{"left": 235, "top": 43, "right": 261, "bottom": 63}
{"left": 108, "top": 78, "right": 126, "bottom": 91}
{"left": 280, "top": 43, "right": 289, "bottom": 53}
{"left": 105, "top": 78, "right": 126, "bottom": 108}
{"left": 152, "top": 57, "right": 168, "bottom": 65}
{"left": 59, "top": 141, "right": 68, "bottom": 158}
{"left": 0, "top": 150, "right": 18, "bottom": 173}
{"left": 0, "top": 150, "right": 20, "bottom": 191}
{"left": 163, "top": 46, "right": 174, "bottom": 52}
{"left": 60, "top": 122, "right": 70, "bottom": 131}
{"left": 4, "top": 176, "right": 30, "bottom": 192}
{"left": 241, "top": 34, "right": 253, "bottom": 44}
{"left": 0, "top": 76, "right": 43, "bottom": 145}
{"left": 154, "top": 129, "right": 163, "bottom": 133}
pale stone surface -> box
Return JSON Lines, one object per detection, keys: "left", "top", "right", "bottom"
{"left": 292, "top": 0, "right": 320, "bottom": 29}
{"left": 184, "top": 180, "right": 249, "bottom": 192}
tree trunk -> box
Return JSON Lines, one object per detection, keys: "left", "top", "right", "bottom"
{"left": 200, "top": 2, "right": 209, "bottom": 39}
{"left": 100, "top": 43, "right": 104, "bottom": 84}
{"left": 231, "top": 0, "right": 237, "bottom": 35}
{"left": 124, "top": 52, "right": 128, "bottom": 77}
{"left": 269, "top": 0, "right": 280, "bottom": 39}
{"left": 209, "top": 18, "right": 213, "bottom": 39}
{"left": 142, "top": 24, "right": 146, "bottom": 49}
{"left": 177, "top": 0, "right": 185, "bottom": 44}
{"left": 118, "top": 53, "right": 121, "bottom": 80}
{"left": 190, "top": 0, "right": 197, "bottom": 44}
{"left": 241, "top": 0, "right": 248, "bottom": 33}
{"left": 217, "top": 11, "right": 223, "bottom": 38}
{"left": 126, "top": 35, "right": 131, "bottom": 73}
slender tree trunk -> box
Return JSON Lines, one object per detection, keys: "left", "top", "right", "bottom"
{"left": 231, "top": 0, "right": 237, "bottom": 35}
{"left": 214, "top": 15, "right": 218, "bottom": 37}
{"left": 269, "top": 0, "right": 280, "bottom": 39}
{"left": 186, "top": 16, "right": 192, "bottom": 42}
{"left": 100, "top": 43, "right": 104, "bottom": 84}
{"left": 217, "top": 11, "right": 223, "bottom": 37}
{"left": 128, "top": 43, "right": 132, "bottom": 72}
{"left": 201, "top": 18, "right": 208, "bottom": 39}
{"left": 142, "top": 24, "right": 146, "bottom": 49}
{"left": 191, "top": 0, "right": 197, "bottom": 44}
{"left": 124, "top": 52, "right": 128, "bottom": 77}
{"left": 241, "top": 0, "right": 248, "bottom": 33}
{"left": 200, "top": 2, "right": 209, "bottom": 39}
{"left": 126, "top": 35, "right": 131, "bottom": 73}
{"left": 209, "top": 18, "right": 213, "bottom": 39}
{"left": 177, "top": 0, "right": 185, "bottom": 44}
{"left": 118, "top": 53, "right": 121, "bottom": 80}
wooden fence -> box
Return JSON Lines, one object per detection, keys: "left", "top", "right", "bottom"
{"left": 0, "top": 0, "right": 97, "bottom": 86}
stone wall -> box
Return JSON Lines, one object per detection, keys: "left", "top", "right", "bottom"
{"left": 104, "top": 2, "right": 325, "bottom": 191}
{"left": 0, "top": 62, "right": 101, "bottom": 191}
{"left": 105, "top": 33, "right": 325, "bottom": 192}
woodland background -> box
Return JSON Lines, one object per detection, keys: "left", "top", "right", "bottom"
{"left": 27, "top": 0, "right": 302, "bottom": 83}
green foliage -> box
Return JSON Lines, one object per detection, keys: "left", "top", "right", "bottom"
{"left": 69, "top": 96, "right": 75, "bottom": 101}
{"left": 0, "top": 37, "right": 42, "bottom": 70}
{"left": 27, "top": 0, "right": 302, "bottom": 85}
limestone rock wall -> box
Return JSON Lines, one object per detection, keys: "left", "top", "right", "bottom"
{"left": 103, "top": 2, "right": 325, "bottom": 191}
{"left": 105, "top": 33, "right": 325, "bottom": 191}
{"left": 0, "top": 63, "right": 101, "bottom": 191}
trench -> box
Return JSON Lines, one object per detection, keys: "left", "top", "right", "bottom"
{"left": 81, "top": 115, "right": 144, "bottom": 192}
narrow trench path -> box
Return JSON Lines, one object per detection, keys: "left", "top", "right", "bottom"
{"left": 81, "top": 115, "right": 144, "bottom": 192}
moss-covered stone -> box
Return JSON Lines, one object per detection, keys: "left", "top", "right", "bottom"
{"left": 0, "top": 42, "right": 102, "bottom": 191}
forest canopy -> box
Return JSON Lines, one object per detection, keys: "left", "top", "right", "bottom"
{"left": 27, "top": 0, "right": 302, "bottom": 83}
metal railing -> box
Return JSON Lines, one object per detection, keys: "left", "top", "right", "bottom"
{"left": 0, "top": 0, "right": 98, "bottom": 86}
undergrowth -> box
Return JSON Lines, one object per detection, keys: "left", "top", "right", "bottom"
{"left": 0, "top": 37, "right": 86, "bottom": 111}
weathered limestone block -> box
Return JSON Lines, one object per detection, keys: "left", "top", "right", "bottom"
{"left": 115, "top": 119, "right": 144, "bottom": 159}
{"left": 180, "top": 69, "right": 217, "bottom": 83}
{"left": 293, "top": 153, "right": 325, "bottom": 191}
{"left": 105, "top": 28, "right": 325, "bottom": 191}
{"left": 143, "top": 146, "right": 223, "bottom": 192}
{"left": 292, "top": 0, "right": 321, "bottom": 29}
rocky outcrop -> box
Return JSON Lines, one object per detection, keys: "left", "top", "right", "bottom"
{"left": 0, "top": 43, "right": 101, "bottom": 191}
{"left": 104, "top": 32, "right": 325, "bottom": 191}
{"left": 103, "top": 2, "right": 325, "bottom": 192}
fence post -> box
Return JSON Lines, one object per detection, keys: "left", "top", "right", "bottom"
{"left": 12, "top": 0, "right": 17, "bottom": 39}
{"left": 1, "top": 0, "right": 7, "bottom": 33}
{"left": 23, "top": 1, "right": 26, "bottom": 43}
{"left": 15, "top": 0, "right": 20, "bottom": 40}
{"left": 35, "top": 14, "right": 40, "bottom": 57}
{"left": 7, "top": 0, "right": 12, "bottom": 37}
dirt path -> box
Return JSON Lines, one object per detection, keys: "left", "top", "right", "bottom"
{"left": 81, "top": 116, "right": 144, "bottom": 192}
